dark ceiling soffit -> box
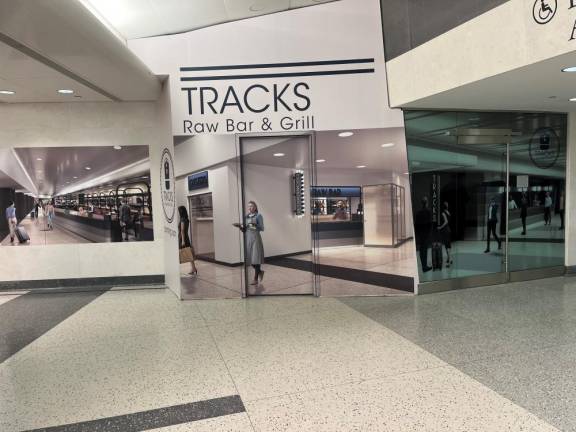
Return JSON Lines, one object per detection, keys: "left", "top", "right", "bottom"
{"left": 0, "top": 31, "right": 121, "bottom": 102}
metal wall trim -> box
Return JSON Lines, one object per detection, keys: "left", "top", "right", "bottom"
{"left": 418, "top": 273, "right": 509, "bottom": 295}
{"left": 508, "top": 267, "right": 566, "bottom": 282}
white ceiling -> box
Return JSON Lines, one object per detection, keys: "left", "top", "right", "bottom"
{"left": 0, "top": 0, "right": 160, "bottom": 103}
{"left": 401, "top": 49, "right": 576, "bottom": 113}
{"left": 82, "top": 0, "right": 338, "bottom": 40}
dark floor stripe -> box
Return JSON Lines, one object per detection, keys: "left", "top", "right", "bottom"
{"left": 25, "top": 395, "right": 245, "bottom": 432}
{"left": 0, "top": 290, "right": 106, "bottom": 364}
{"left": 269, "top": 257, "right": 414, "bottom": 292}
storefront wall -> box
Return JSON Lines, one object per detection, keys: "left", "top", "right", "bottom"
{"left": 0, "top": 86, "right": 178, "bottom": 295}
{"left": 127, "top": 0, "right": 418, "bottom": 298}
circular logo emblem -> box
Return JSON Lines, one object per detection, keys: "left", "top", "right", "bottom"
{"left": 533, "top": 0, "right": 557, "bottom": 25}
{"left": 160, "top": 148, "right": 176, "bottom": 223}
{"left": 529, "top": 127, "right": 561, "bottom": 169}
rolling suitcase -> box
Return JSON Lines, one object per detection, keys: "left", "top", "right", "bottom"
{"left": 15, "top": 226, "right": 30, "bottom": 243}
{"left": 431, "top": 242, "right": 443, "bottom": 271}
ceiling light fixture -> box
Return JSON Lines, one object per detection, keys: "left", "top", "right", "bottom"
{"left": 570, "top": 98, "right": 576, "bottom": 102}
{"left": 85, "top": 166, "right": 91, "bottom": 170}
{"left": 73, "top": 176, "right": 78, "bottom": 179}
{"left": 316, "top": 159, "right": 326, "bottom": 163}
{"left": 562, "top": 67, "right": 576, "bottom": 72}
{"left": 381, "top": 143, "right": 395, "bottom": 148}
{"left": 113, "top": 145, "right": 122, "bottom": 150}
{"left": 0, "top": 90, "right": 15, "bottom": 95}
{"left": 273, "top": 153, "right": 285, "bottom": 157}
{"left": 338, "top": 131, "right": 354, "bottom": 138}
{"left": 57, "top": 89, "right": 74, "bottom": 94}
{"left": 36, "top": 157, "right": 42, "bottom": 161}
{"left": 356, "top": 165, "right": 366, "bottom": 168}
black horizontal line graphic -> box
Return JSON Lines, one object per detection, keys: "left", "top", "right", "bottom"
{"left": 180, "top": 68, "right": 375, "bottom": 82}
{"left": 180, "top": 58, "right": 374, "bottom": 72}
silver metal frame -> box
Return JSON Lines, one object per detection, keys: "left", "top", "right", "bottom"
{"left": 235, "top": 131, "right": 319, "bottom": 298}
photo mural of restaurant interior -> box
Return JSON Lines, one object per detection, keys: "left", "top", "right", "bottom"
{"left": 1, "top": 145, "right": 153, "bottom": 246}
{"left": 174, "top": 127, "right": 416, "bottom": 299}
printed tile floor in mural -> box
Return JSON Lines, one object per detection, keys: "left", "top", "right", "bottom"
{"left": 180, "top": 242, "right": 417, "bottom": 299}
{"left": 2, "top": 278, "right": 576, "bottom": 431}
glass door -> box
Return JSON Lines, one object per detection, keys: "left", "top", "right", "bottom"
{"left": 406, "top": 111, "right": 568, "bottom": 293}
{"left": 239, "top": 133, "right": 318, "bottom": 296}
{"left": 507, "top": 118, "right": 567, "bottom": 276}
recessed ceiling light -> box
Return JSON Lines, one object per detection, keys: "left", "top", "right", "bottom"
{"left": 356, "top": 165, "right": 366, "bottom": 168}
{"left": 73, "top": 176, "right": 78, "bottom": 179}
{"left": 381, "top": 143, "right": 395, "bottom": 148}
{"left": 36, "top": 157, "right": 42, "bottom": 161}
{"left": 338, "top": 132, "right": 354, "bottom": 138}
{"left": 113, "top": 145, "right": 122, "bottom": 150}
{"left": 57, "top": 89, "right": 74, "bottom": 94}
{"left": 570, "top": 98, "right": 576, "bottom": 102}
{"left": 562, "top": 67, "right": 576, "bottom": 72}
{"left": 404, "top": 172, "right": 410, "bottom": 175}
{"left": 85, "top": 166, "right": 91, "bottom": 170}
{"left": 273, "top": 153, "right": 285, "bottom": 157}
{"left": 0, "top": 90, "right": 15, "bottom": 95}
{"left": 316, "top": 159, "right": 326, "bottom": 163}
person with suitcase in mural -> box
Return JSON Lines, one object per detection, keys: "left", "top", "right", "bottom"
{"left": 5, "top": 202, "right": 17, "bottom": 244}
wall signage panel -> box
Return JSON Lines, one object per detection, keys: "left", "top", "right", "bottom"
{"left": 311, "top": 186, "right": 362, "bottom": 198}
{"left": 188, "top": 171, "right": 209, "bottom": 191}
{"left": 128, "top": 0, "right": 404, "bottom": 135}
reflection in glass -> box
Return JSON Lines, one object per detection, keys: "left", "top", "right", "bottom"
{"left": 405, "top": 111, "right": 566, "bottom": 283}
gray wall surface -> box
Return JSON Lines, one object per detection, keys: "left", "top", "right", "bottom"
{"left": 381, "top": 0, "right": 510, "bottom": 60}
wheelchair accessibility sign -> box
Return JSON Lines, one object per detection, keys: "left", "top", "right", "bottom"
{"left": 533, "top": 0, "right": 557, "bottom": 25}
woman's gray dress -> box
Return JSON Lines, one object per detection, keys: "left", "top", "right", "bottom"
{"left": 245, "top": 213, "right": 264, "bottom": 265}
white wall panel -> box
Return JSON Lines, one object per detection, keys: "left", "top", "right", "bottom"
{"left": 0, "top": 101, "right": 168, "bottom": 283}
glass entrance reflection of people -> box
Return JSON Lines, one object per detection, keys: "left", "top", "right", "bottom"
{"left": 485, "top": 197, "right": 502, "bottom": 253}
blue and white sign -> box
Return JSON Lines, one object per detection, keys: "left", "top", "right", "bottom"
{"left": 311, "top": 186, "right": 362, "bottom": 198}
{"left": 188, "top": 171, "right": 209, "bottom": 191}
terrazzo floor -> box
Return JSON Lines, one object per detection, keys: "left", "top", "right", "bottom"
{"left": 2, "top": 278, "right": 576, "bottom": 430}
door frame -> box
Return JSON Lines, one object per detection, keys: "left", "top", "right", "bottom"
{"left": 236, "top": 131, "right": 320, "bottom": 298}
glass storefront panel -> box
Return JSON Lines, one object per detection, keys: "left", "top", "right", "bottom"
{"left": 508, "top": 116, "right": 567, "bottom": 272}
{"left": 405, "top": 111, "right": 567, "bottom": 285}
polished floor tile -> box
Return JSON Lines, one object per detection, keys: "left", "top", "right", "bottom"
{"left": 23, "top": 289, "right": 207, "bottom": 351}
{"left": 458, "top": 341, "right": 576, "bottom": 432}
{"left": 151, "top": 413, "right": 254, "bottom": 431}
{"left": 208, "top": 302, "right": 444, "bottom": 401}
{"left": 3, "top": 279, "right": 575, "bottom": 432}
{"left": 245, "top": 366, "right": 558, "bottom": 432}
{"left": 0, "top": 327, "right": 237, "bottom": 431}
